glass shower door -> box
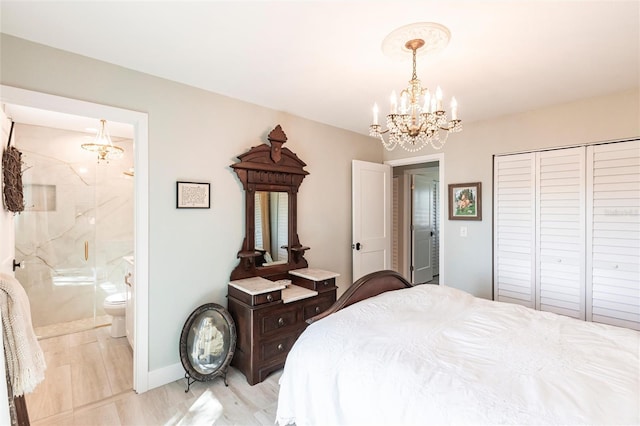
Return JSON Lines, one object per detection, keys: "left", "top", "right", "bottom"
{"left": 14, "top": 130, "right": 102, "bottom": 338}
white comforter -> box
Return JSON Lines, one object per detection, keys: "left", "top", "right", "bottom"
{"left": 276, "top": 284, "right": 640, "bottom": 425}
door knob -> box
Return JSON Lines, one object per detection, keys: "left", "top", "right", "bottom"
{"left": 353, "top": 242, "right": 362, "bottom": 251}
{"left": 12, "top": 259, "right": 25, "bottom": 272}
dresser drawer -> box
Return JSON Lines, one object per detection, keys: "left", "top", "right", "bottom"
{"left": 302, "top": 292, "right": 336, "bottom": 321}
{"left": 228, "top": 285, "right": 281, "bottom": 306}
{"left": 254, "top": 290, "right": 282, "bottom": 305}
{"left": 291, "top": 275, "right": 336, "bottom": 292}
{"left": 260, "top": 333, "right": 298, "bottom": 363}
{"left": 259, "top": 305, "right": 300, "bottom": 334}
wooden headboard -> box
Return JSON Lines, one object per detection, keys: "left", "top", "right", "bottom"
{"left": 307, "top": 270, "right": 412, "bottom": 324}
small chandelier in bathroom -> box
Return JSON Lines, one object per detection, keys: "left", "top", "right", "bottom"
{"left": 369, "top": 22, "right": 462, "bottom": 152}
{"left": 81, "top": 119, "right": 124, "bottom": 162}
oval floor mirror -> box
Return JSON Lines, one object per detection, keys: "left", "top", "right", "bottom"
{"left": 179, "top": 303, "right": 236, "bottom": 392}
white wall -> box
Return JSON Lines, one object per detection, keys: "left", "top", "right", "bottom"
{"left": 0, "top": 34, "right": 382, "bottom": 375}
{"left": 385, "top": 89, "right": 640, "bottom": 299}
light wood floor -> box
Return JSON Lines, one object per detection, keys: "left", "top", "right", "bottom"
{"left": 26, "top": 327, "right": 282, "bottom": 425}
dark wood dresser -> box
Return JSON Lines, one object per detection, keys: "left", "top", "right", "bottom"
{"left": 228, "top": 268, "right": 338, "bottom": 385}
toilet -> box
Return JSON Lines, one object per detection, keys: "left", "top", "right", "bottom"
{"left": 103, "top": 293, "right": 126, "bottom": 338}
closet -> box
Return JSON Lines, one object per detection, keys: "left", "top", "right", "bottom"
{"left": 493, "top": 139, "right": 639, "bottom": 330}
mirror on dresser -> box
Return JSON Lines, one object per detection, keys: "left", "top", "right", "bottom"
{"left": 230, "top": 124, "right": 309, "bottom": 281}
{"left": 228, "top": 125, "right": 339, "bottom": 385}
{"left": 254, "top": 191, "right": 288, "bottom": 266}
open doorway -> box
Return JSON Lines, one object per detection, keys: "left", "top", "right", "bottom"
{"left": 8, "top": 110, "right": 135, "bottom": 340}
{"left": 392, "top": 162, "right": 440, "bottom": 284}
{"left": 386, "top": 153, "right": 444, "bottom": 286}
{"left": 0, "top": 85, "right": 149, "bottom": 394}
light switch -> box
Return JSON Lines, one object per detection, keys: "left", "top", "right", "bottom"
{"left": 460, "top": 226, "right": 467, "bottom": 237}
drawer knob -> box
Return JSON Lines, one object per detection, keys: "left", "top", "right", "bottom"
{"left": 266, "top": 294, "right": 273, "bottom": 302}
{"left": 278, "top": 317, "right": 284, "bottom": 326}
{"left": 323, "top": 280, "right": 329, "bottom": 287}
{"left": 315, "top": 306, "right": 321, "bottom": 313}
{"left": 277, "top": 343, "right": 284, "bottom": 351}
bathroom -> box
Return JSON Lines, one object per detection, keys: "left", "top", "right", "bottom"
{"left": 10, "top": 111, "right": 134, "bottom": 342}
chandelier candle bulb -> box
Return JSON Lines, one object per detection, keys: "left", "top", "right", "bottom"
{"left": 423, "top": 90, "right": 431, "bottom": 112}
{"left": 436, "top": 86, "right": 443, "bottom": 111}
{"left": 373, "top": 103, "right": 379, "bottom": 125}
{"left": 390, "top": 91, "right": 398, "bottom": 114}
{"left": 451, "top": 97, "right": 458, "bottom": 120}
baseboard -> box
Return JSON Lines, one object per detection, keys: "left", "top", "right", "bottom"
{"left": 147, "top": 362, "right": 184, "bottom": 391}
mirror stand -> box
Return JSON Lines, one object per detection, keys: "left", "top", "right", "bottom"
{"left": 230, "top": 125, "right": 310, "bottom": 280}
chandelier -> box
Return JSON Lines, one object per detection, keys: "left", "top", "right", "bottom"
{"left": 81, "top": 119, "right": 124, "bottom": 162}
{"left": 369, "top": 23, "right": 462, "bottom": 152}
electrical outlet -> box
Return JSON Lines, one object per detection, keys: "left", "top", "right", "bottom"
{"left": 460, "top": 226, "right": 467, "bottom": 237}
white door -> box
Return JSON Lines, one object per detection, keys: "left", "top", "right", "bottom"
{"left": 493, "top": 153, "right": 537, "bottom": 308}
{"left": 536, "top": 147, "right": 586, "bottom": 319}
{"left": 411, "top": 174, "right": 433, "bottom": 284}
{"left": 352, "top": 160, "right": 391, "bottom": 282}
{"left": 586, "top": 140, "right": 640, "bottom": 330}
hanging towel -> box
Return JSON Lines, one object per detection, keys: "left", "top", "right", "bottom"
{"left": 0, "top": 272, "right": 46, "bottom": 396}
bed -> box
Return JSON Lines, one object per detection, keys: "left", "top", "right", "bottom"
{"left": 276, "top": 270, "right": 640, "bottom": 425}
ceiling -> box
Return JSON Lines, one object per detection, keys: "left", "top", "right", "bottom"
{"left": 1, "top": 1, "right": 638, "bottom": 138}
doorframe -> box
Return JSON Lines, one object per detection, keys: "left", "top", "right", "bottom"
{"left": 385, "top": 153, "right": 445, "bottom": 286}
{"left": 0, "top": 85, "right": 150, "bottom": 393}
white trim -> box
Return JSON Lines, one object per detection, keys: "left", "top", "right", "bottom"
{"left": 0, "top": 85, "right": 150, "bottom": 393}
{"left": 148, "top": 362, "right": 184, "bottom": 391}
{"left": 494, "top": 137, "right": 640, "bottom": 157}
{"left": 385, "top": 153, "right": 445, "bottom": 286}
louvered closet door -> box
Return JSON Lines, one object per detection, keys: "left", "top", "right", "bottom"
{"left": 536, "top": 148, "right": 586, "bottom": 319}
{"left": 586, "top": 140, "right": 640, "bottom": 330}
{"left": 494, "top": 153, "right": 536, "bottom": 307}
{"left": 432, "top": 180, "right": 440, "bottom": 276}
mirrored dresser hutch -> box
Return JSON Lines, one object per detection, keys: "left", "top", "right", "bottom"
{"left": 228, "top": 125, "right": 338, "bottom": 385}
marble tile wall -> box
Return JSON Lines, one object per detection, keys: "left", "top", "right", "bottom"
{"left": 13, "top": 123, "right": 133, "bottom": 329}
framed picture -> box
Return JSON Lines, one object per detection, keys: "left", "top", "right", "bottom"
{"left": 179, "top": 303, "right": 236, "bottom": 390}
{"left": 177, "top": 181, "right": 210, "bottom": 209}
{"left": 448, "top": 182, "right": 482, "bottom": 220}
